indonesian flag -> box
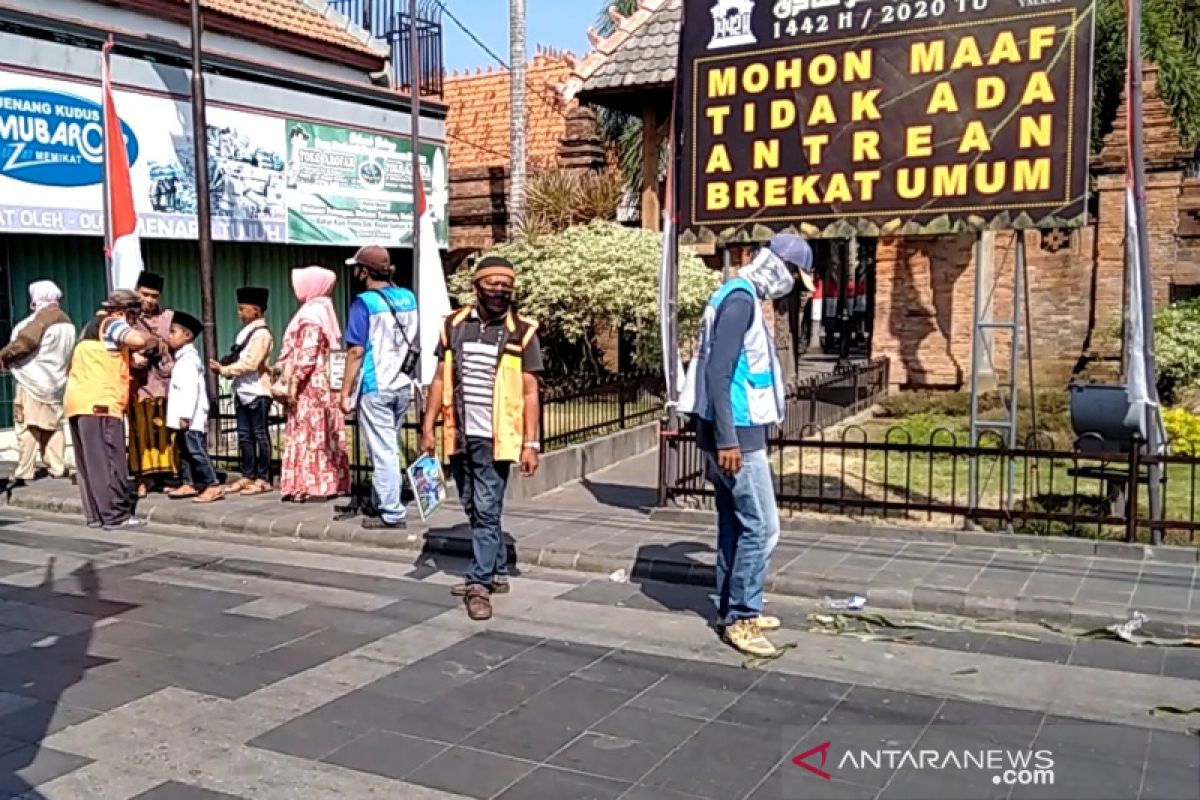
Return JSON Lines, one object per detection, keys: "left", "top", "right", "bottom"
{"left": 415, "top": 177, "right": 451, "bottom": 386}
{"left": 101, "top": 39, "right": 142, "bottom": 291}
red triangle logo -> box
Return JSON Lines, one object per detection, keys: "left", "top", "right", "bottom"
{"left": 792, "top": 741, "right": 833, "bottom": 780}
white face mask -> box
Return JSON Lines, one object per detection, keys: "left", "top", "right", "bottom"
{"left": 738, "top": 249, "right": 795, "bottom": 300}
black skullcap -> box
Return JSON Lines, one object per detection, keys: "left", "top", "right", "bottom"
{"left": 237, "top": 287, "right": 270, "bottom": 309}
{"left": 173, "top": 311, "right": 203, "bottom": 339}
{"left": 135, "top": 272, "right": 164, "bottom": 292}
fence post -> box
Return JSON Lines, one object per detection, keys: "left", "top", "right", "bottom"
{"left": 852, "top": 367, "right": 861, "bottom": 412}
{"left": 1125, "top": 441, "right": 1140, "bottom": 543}
{"left": 619, "top": 385, "right": 628, "bottom": 431}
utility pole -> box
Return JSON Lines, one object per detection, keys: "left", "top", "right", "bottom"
{"left": 189, "top": 0, "right": 218, "bottom": 423}
{"left": 408, "top": 0, "right": 424, "bottom": 420}
{"left": 508, "top": 0, "right": 526, "bottom": 237}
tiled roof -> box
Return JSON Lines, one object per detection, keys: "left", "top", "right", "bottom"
{"left": 444, "top": 48, "right": 576, "bottom": 170}
{"left": 180, "top": 0, "right": 387, "bottom": 58}
{"left": 563, "top": 0, "right": 680, "bottom": 101}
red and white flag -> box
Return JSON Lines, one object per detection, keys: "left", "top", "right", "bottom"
{"left": 415, "top": 177, "right": 450, "bottom": 386}
{"left": 101, "top": 39, "right": 143, "bottom": 291}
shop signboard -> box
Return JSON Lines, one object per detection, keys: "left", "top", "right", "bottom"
{"left": 0, "top": 68, "right": 448, "bottom": 247}
{"left": 673, "top": 0, "right": 1097, "bottom": 241}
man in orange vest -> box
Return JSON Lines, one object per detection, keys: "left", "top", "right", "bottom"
{"left": 421, "top": 257, "right": 542, "bottom": 622}
{"left": 65, "top": 289, "right": 159, "bottom": 530}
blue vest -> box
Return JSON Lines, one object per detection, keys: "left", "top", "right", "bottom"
{"left": 678, "top": 277, "right": 785, "bottom": 427}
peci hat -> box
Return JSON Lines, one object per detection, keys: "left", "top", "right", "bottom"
{"left": 135, "top": 272, "right": 165, "bottom": 292}
{"left": 173, "top": 311, "right": 203, "bottom": 339}
{"left": 473, "top": 255, "right": 515, "bottom": 284}
{"left": 236, "top": 286, "right": 270, "bottom": 309}
{"left": 345, "top": 245, "right": 393, "bottom": 276}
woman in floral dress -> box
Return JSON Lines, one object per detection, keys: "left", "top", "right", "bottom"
{"left": 278, "top": 266, "right": 350, "bottom": 502}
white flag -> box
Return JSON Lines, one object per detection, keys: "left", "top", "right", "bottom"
{"left": 416, "top": 179, "right": 451, "bottom": 386}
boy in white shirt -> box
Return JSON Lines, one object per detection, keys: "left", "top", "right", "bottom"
{"left": 165, "top": 312, "right": 222, "bottom": 503}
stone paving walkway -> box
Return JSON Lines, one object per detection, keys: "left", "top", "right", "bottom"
{"left": 4, "top": 453, "right": 1199, "bottom": 635}
{"left": 0, "top": 513, "right": 1197, "bottom": 799}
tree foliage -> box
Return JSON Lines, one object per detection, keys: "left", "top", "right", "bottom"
{"left": 519, "top": 169, "right": 624, "bottom": 240}
{"left": 454, "top": 221, "right": 719, "bottom": 379}
{"left": 1154, "top": 298, "right": 1200, "bottom": 403}
{"left": 1093, "top": 0, "right": 1200, "bottom": 150}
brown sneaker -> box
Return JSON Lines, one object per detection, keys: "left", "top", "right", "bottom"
{"left": 464, "top": 586, "right": 493, "bottom": 621}
{"left": 722, "top": 620, "right": 778, "bottom": 658}
{"left": 450, "top": 582, "right": 510, "bottom": 597}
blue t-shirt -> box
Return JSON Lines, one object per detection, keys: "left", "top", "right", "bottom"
{"left": 345, "top": 286, "right": 419, "bottom": 396}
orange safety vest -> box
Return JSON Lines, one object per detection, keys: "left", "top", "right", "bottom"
{"left": 64, "top": 318, "right": 131, "bottom": 419}
{"left": 439, "top": 306, "right": 538, "bottom": 462}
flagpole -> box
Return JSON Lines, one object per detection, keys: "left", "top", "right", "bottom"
{"left": 1126, "top": 0, "right": 1163, "bottom": 542}
{"left": 101, "top": 39, "right": 114, "bottom": 294}
{"left": 190, "top": 0, "right": 219, "bottom": 423}
{"left": 408, "top": 0, "right": 423, "bottom": 419}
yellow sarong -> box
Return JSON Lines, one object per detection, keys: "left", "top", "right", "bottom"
{"left": 128, "top": 396, "right": 177, "bottom": 476}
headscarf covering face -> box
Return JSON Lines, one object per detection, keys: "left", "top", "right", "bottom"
{"left": 29, "top": 280, "right": 62, "bottom": 313}
{"left": 738, "top": 247, "right": 796, "bottom": 301}
{"left": 280, "top": 266, "right": 341, "bottom": 361}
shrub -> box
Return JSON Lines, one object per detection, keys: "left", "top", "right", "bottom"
{"left": 1154, "top": 298, "right": 1200, "bottom": 403}
{"left": 455, "top": 221, "right": 719, "bottom": 379}
{"left": 1163, "top": 407, "right": 1200, "bottom": 455}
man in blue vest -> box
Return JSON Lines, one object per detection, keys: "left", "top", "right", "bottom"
{"left": 679, "top": 233, "right": 812, "bottom": 658}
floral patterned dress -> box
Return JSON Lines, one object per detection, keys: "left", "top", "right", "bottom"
{"left": 279, "top": 321, "right": 350, "bottom": 499}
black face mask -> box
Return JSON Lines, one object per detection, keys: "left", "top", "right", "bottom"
{"left": 479, "top": 288, "right": 513, "bottom": 315}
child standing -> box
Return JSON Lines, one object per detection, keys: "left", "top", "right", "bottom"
{"left": 165, "top": 312, "right": 223, "bottom": 503}
{"left": 210, "top": 287, "right": 274, "bottom": 495}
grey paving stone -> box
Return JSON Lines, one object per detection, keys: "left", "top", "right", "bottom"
{"left": 717, "top": 672, "right": 847, "bottom": 729}
{"left": 1141, "top": 729, "right": 1200, "bottom": 800}
{"left": 236, "top": 642, "right": 339, "bottom": 676}
{"left": 642, "top": 720, "right": 781, "bottom": 800}
{"left": 54, "top": 673, "right": 168, "bottom": 713}
{"left": 0, "top": 701, "right": 97, "bottom": 743}
{"left": 179, "top": 613, "right": 318, "bottom": 648}
{"left": 464, "top": 677, "right": 632, "bottom": 761}
{"left": 0, "top": 734, "right": 24, "bottom": 757}
{"left": 280, "top": 605, "right": 420, "bottom": 637}
{"left": 133, "top": 654, "right": 282, "bottom": 700}
{"left": 0, "top": 744, "right": 91, "bottom": 795}
{"left": 1069, "top": 639, "right": 1166, "bottom": 676}
{"left": 496, "top": 766, "right": 629, "bottom": 800}
{"left": 246, "top": 708, "right": 364, "bottom": 761}
{"left": 754, "top": 768, "right": 877, "bottom": 800}
{"left": 132, "top": 781, "right": 247, "bottom": 800}
{"left": 978, "top": 636, "right": 1073, "bottom": 666}
{"left": 0, "top": 528, "right": 119, "bottom": 556}
{"left": 550, "top": 707, "right": 701, "bottom": 782}
{"left": 321, "top": 730, "right": 447, "bottom": 781}
{"left": 134, "top": 629, "right": 273, "bottom": 665}
{"left": 621, "top": 786, "right": 708, "bottom": 800}
{"left": 630, "top": 660, "right": 760, "bottom": 721}
{"left": 1161, "top": 649, "right": 1200, "bottom": 681}
{"left": 407, "top": 746, "right": 535, "bottom": 799}
{"left": 315, "top": 689, "right": 424, "bottom": 733}
{"left": 574, "top": 650, "right": 678, "bottom": 694}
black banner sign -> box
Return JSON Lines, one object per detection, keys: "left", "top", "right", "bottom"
{"left": 674, "top": 0, "right": 1096, "bottom": 241}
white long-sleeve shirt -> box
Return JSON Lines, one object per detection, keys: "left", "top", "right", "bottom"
{"left": 166, "top": 344, "right": 209, "bottom": 431}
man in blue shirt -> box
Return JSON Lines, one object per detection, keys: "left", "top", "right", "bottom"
{"left": 340, "top": 245, "right": 420, "bottom": 530}
{"left": 679, "top": 233, "right": 812, "bottom": 658}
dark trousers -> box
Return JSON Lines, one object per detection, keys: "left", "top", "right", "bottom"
{"left": 235, "top": 397, "right": 272, "bottom": 481}
{"left": 176, "top": 430, "right": 218, "bottom": 490}
{"left": 452, "top": 436, "right": 512, "bottom": 587}
{"left": 70, "top": 415, "right": 135, "bottom": 527}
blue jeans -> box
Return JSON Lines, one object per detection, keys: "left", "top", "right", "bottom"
{"left": 359, "top": 388, "right": 412, "bottom": 524}
{"left": 452, "top": 436, "right": 511, "bottom": 588}
{"left": 176, "top": 429, "right": 218, "bottom": 490}
{"left": 235, "top": 396, "right": 272, "bottom": 482}
{"left": 705, "top": 448, "right": 780, "bottom": 626}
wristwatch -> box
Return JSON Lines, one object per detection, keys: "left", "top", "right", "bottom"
{"left": 524, "top": 441, "right": 541, "bottom": 452}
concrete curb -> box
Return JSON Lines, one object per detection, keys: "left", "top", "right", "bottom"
{"left": 7, "top": 491, "right": 1194, "bottom": 637}
{"left": 650, "top": 507, "right": 1200, "bottom": 564}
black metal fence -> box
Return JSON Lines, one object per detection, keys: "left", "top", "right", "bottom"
{"left": 327, "top": 0, "right": 444, "bottom": 97}
{"left": 210, "top": 370, "right": 664, "bottom": 488}
{"left": 661, "top": 421, "right": 1200, "bottom": 546}
{"left": 660, "top": 358, "right": 891, "bottom": 508}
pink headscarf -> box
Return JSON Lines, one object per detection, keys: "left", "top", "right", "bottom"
{"left": 279, "top": 266, "right": 341, "bottom": 362}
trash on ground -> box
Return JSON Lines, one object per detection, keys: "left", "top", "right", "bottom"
{"left": 807, "top": 611, "right": 1041, "bottom": 644}
{"left": 608, "top": 569, "right": 628, "bottom": 583}
{"left": 1040, "top": 620, "right": 1200, "bottom": 648}
{"left": 1107, "top": 611, "right": 1149, "bottom": 642}
{"left": 742, "top": 642, "right": 798, "bottom": 670}
{"left": 1150, "top": 705, "right": 1200, "bottom": 719}
{"left": 952, "top": 666, "right": 980, "bottom": 677}
{"left": 822, "top": 594, "right": 868, "bottom": 611}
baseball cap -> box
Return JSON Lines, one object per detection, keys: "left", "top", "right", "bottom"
{"left": 768, "top": 233, "right": 815, "bottom": 292}
{"left": 345, "top": 245, "right": 393, "bottom": 275}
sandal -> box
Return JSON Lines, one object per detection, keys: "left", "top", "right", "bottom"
{"left": 241, "top": 482, "right": 272, "bottom": 496}
{"left": 228, "top": 478, "right": 252, "bottom": 493}
{"left": 194, "top": 487, "right": 226, "bottom": 504}
{"left": 464, "top": 586, "right": 493, "bottom": 621}
{"left": 167, "top": 487, "right": 199, "bottom": 500}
